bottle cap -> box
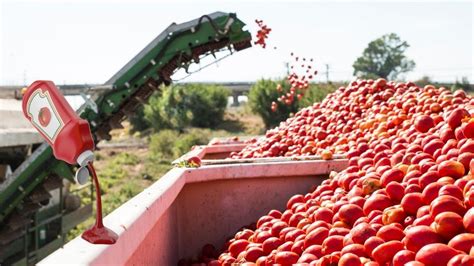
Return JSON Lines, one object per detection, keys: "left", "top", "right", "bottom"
{"left": 77, "top": 150, "right": 94, "bottom": 167}
{"left": 75, "top": 166, "right": 90, "bottom": 185}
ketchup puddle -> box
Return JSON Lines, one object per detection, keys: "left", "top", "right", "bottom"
{"left": 81, "top": 162, "right": 118, "bottom": 244}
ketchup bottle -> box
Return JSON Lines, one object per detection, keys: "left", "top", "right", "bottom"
{"left": 22, "top": 80, "right": 117, "bottom": 245}
{"left": 22, "top": 80, "right": 94, "bottom": 168}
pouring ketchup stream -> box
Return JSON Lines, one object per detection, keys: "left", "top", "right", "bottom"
{"left": 81, "top": 162, "right": 117, "bottom": 244}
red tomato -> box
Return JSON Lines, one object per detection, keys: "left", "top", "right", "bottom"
{"left": 403, "top": 225, "right": 442, "bottom": 252}
{"left": 433, "top": 212, "right": 464, "bottom": 240}
{"left": 376, "top": 224, "right": 405, "bottom": 241}
{"left": 229, "top": 239, "right": 249, "bottom": 258}
{"left": 274, "top": 251, "right": 299, "bottom": 265}
{"left": 447, "top": 254, "right": 474, "bottom": 266}
{"left": 401, "top": 192, "right": 425, "bottom": 216}
{"left": 392, "top": 250, "right": 415, "bottom": 266}
{"left": 372, "top": 240, "right": 404, "bottom": 264}
{"left": 415, "top": 243, "right": 461, "bottom": 266}
{"left": 322, "top": 235, "right": 344, "bottom": 254}
{"left": 338, "top": 253, "right": 362, "bottom": 266}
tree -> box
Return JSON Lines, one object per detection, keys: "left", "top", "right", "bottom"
{"left": 353, "top": 33, "right": 415, "bottom": 80}
{"left": 143, "top": 84, "right": 229, "bottom": 132}
{"left": 453, "top": 76, "right": 472, "bottom": 91}
{"left": 414, "top": 75, "right": 432, "bottom": 87}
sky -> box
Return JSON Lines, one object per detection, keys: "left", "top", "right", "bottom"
{"left": 1, "top": 0, "right": 473, "bottom": 86}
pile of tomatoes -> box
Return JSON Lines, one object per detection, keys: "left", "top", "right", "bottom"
{"left": 211, "top": 79, "right": 474, "bottom": 265}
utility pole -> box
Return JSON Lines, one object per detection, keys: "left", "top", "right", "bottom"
{"left": 284, "top": 62, "right": 290, "bottom": 76}
{"left": 325, "top": 64, "right": 330, "bottom": 83}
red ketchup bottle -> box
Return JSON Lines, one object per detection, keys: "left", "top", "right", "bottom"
{"left": 22, "top": 80, "right": 117, "bottom": 245}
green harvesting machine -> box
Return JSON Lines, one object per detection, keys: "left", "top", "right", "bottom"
{"left": 0, "top": 12, "right": 251, "bottom": 265}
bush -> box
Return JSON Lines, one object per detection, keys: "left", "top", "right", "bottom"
{"left": 149, "top": 130, "right": 179, "bottom": 158}
{"left": 248, "top": 79, "right": 336, "bottom": 129}
{"left": 297, "top": 84, "right": 336, "bottom": 109}
{"left": 143, "top": 84, "right": 229, "bottom": 132}
{"left": 172, "top": 128, "right": 210, "bottom": 157}
{"left": 186, "top": 85, "right": 229, "bottom": 128}
{"left": 148, "top": 128, "right": 211, "bottom": 159}
{"left": 129, "top": 106, "right": 150, "bottom": 133}
{"left": 452, "top": 77, "right": 472, "bottom": 91}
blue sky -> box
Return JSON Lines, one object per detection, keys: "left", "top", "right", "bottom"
{"left": 1, "top": 0, "right": 473, "bottom": 85}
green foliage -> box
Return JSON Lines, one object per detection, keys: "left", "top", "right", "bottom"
{"left": 112, "top": 152, "right": 140, "bottom": 165}
{"left": 148, "top": 128, "right": 211, "bottom": 159}
{"left": 414, "top": 76, "right": 432, "bottom": 87}
{"left": 248, "top": 79, "right": 336, "bottom": 129}
{"left": 353, "top": 33, "right": 415, "bottom": 80}
{"left": 143, "top": 84, "right": 229, "bottom": 132}
{"left": 149, "top": 130, "right": 179, "bottom": 158}
{"left": 141, "top": 162, "right": 172, "bottom": 181}
{"left": 185, "top": 85, "right": 229, "bottom": 128}
{"left": 129, "top": 106, "right": 150, "bottom": 133}
{"left": 452, "top": 77, "right": 472, "bottom": 91}
{"left": 297, "top": 84, "right": 336, "bottom": 109}
{"left": 172, "top": 128, "right": 210, "bottom": 157}
{"left": 248, "top": 79, "right": 299, "bottom": 129}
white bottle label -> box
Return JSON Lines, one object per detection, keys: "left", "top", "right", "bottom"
{"left": 26, "top": 89, "right": 64, "bottom": 142}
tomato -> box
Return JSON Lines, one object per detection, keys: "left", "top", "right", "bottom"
{"left": 338, "top": 204, "right": 364, "bottom": 226}
{"left": 229, "top": 239, "right": 249, "bottom": 258}
{"left": 415, "top": 243, "right": 461, "bottom": 266}
{"left": 372, "top": 240, "right": 404, "bottom": 264}
{"left": 274, "top": 251, "right": 299, "bottom": 265}
{"left": 376, "top": 224, "right": 405, "bottom": 241}
{"left": 392, "top": 250, "right": 415, "bottom": 266}
{"left": 304, "top": 227, "right": 328, "bottom": 248}
{"left": 322, "top": 235, "right": 344, "bottom": 254}
{"left": 287, "top": 194, "right": 305, "bottom": 209}
{"left": 296, "top": 253, "right": 317, "bottom": 263}
{"left": 382, "top": 205, "right": 406, "bottom": 225}
{"left": 363, "top": 194, "right": 393, "bottom": 215}
{"left": 236, "top": 229, "right": 254, "bottom": 240}
{"left": 380, "top": 169, "right": 405, "bottom": 187}
{"left": 312, "top": 207, "right": 334, "bottom": 224}
{"left": 262, "top": 237, "right": 283, "bottom": 255}
{"left": 447, "top": 254, "right": 474, "bottom": 266}
{"left": 350, "top": 222, "right": 376, "bottom": 244}
{"left": 447, "top": 233, "right": 474, "bottom": 254}
{"left": 385, "top": 181, "right": 405, "bottom": 202}
{"left": 338, "top": 253, "right": 362, "bottom": 266}
{"left": 257, "top": 216, "right": 274, "bottom": 228}
{"left": 404, "top": 225, "right": 442, "bottom": 252}
{"left": 245, "top": 246, "right": 264, "bottom": 262}
{"left": 430, "top": 195, "right": 466, "bottom": 217}
{"left": 328, "top": 227, "right": 350, "bottom": 237}
{"left": 421, "top": 182, "right": 443, "bottom": 204}
{"left": 255, "top": 230, "right": 273, "bottom": 243}
{"left": 401, "top": 192, "right": 425, "bottom": 216}
{"left": 433, "top": 212, "right": 464, "bottom": 240}
{"left": 271, "top": 221, "right": 288, "bottom": 237}
{"left": 465, "top": 208, "right": 474, "bottom": 233}
{"left": 302, "top": 244, "right": 323, "bottom": 258}
{"left": 364, "top": 236, "right": 384, "bottom": 256}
